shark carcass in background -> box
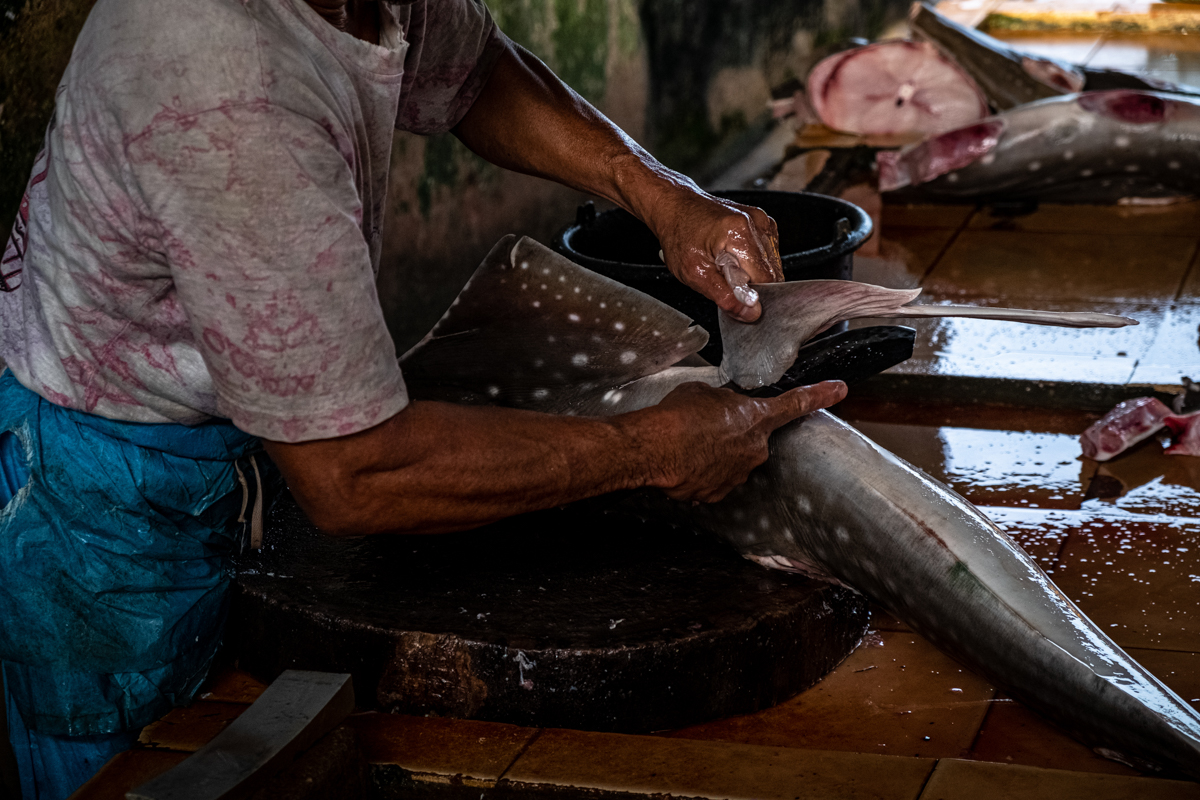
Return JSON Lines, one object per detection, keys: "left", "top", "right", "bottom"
{"left": 776, "top": 2, "right": 1200, "bottom": 204}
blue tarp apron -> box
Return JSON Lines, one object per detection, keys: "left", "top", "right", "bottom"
{"left": 0, "top": 369, "right": 264, "bottom": 795}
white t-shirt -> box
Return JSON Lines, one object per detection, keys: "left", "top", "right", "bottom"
{"left": 0, "top": 0, "right": 503, "bottom": 441}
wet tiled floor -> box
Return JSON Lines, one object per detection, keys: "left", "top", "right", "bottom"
{"left": 857, "top": 200, "right": 1200, "bottom": 389}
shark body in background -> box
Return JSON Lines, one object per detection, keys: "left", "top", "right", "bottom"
{"left": 879, "top": 90, "right": 1200, "bottom": 203}
{"left": 909, "top": 2, "right": 1200, "bottom": 110}
{"left": 400, "top": 235, "right": 1200, "bottom": 779}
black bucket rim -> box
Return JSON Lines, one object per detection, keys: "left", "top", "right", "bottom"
{"left": 554, "top": 189, "right": 873, "bottom": 276}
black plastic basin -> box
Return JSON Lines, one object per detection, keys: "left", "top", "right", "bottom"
{"left": 553, "top": 190, "right": 873, "bottom": 363}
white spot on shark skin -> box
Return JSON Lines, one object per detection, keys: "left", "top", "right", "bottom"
{"left": 759, "top": 515, "right": 771, "bottom": 530}
{"left": 547, "top": 335, "right": 556, "bottom": 343}
{"left": 521, "top": 283, "right": 528, "bottom": 290}
{"left": 1064, "top": 150, "right": 1074, "bottom": 160}
{"left": 640, "top": 315, "right": 648, "bottom": 322}
{"left": 542, "top": 267, "right": 552, "bottom": 275}
{"left": 619, "top": 351, "right": 637, "bottom": 364}
{"left": 1080, "top": 169, "right": 1094, "bottom": 177}
{"left": 520, "top": 261, "right": 530, "bottom": 270}
{"left": 980, "top": 153, "right": 996, "bottom": 166}
{"left": 574, "top": 286, "right": 581, "bottom": 293}
{"left": 1169, "top": 161, "right": 1182, "bottom": 170}
{"left": 487, "top": 386, "right": 500, "bottom": 397}
{"left": 572, "top": 353, "right": 588, "bottom": 367}
{"left": 797, "top": 497, "right": 812, "bottom": 514}
{"left": 555, "top": 294, "right": 562, "bottom": 300}
{"left": 1125, "top": 164, "right": 1139, "bottom": 173}
{"left": 1115, "top": 135, "right": 1131, "bottom": 148}
{"left": 652, "top": 330, "right": 661, "bottom": 337}
{"left": 533, "top": 358, "right": 544, "bottom": 368}
{"left": 614, "top": 321, "right": 626, "bottom": 332}
{"left": 533, "top": 388, "right": 549, "bottom": 400}
{"left": 532, "top": 301, "right": 541, "bottom": 308}
{"left": 568, "top": 313, "right": 581, "bottom": 322}
{"left": 602, "top": 389, "right": 625, "bottom": 404}
{"left": 837, "top": 526, "right": 849, "bottom": 542}
{"left": 559, "top": 275, "right": 567, "bottom": 283}
{"left": 947, "top": 173, "right": 959, "bottom": 183}
{"left": 540, "top": 284, "right": 547, "bottom": 290}
{"left": 1028, "top": 161, "right": 1041, "bottom": 172}
{"left": 599, "top": 302, "right": 607, "bottom": 309}
{"left": 863, "top": 560, "right": 878, "bottom": 575}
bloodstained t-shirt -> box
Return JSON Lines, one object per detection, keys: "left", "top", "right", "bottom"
{"left": 0, "top": 0, "right": 504, "bottom": 441}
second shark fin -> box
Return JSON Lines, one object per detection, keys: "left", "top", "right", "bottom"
{"left": 400, "top": 236, "right": 710, "bottom": 414}
{"left": 719, "top": 280, "right": 1138, "bottom": 389}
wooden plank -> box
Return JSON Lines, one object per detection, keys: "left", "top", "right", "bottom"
{"left": 126, "top": 671, "right": 353, "bottom": 800}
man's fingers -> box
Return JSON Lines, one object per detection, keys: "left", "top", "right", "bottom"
{"left": 763, "top": 381, "right": 847, "bottom": 426}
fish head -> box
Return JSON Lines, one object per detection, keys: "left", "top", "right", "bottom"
{"left": 878, "top": 118, "right": 1005, "bottom": 191}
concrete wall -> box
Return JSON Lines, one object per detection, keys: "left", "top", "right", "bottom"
{"left": 0, "top": 0, "right": 909, "bottom": 351}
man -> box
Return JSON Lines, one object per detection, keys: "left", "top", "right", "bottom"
{"left": 0, "top": 0, "right": 844, "bottom": 795}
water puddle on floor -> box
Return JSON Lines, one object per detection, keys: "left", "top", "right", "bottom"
{"left": 840, "top": 400, "right": 1200, "bottom": 518}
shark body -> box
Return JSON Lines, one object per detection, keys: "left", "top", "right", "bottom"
{"left": 880, "top": 90, "right": 1200, "bottom": 203}
{"left": 401, "top": 235, "right": 1200, "bottom": 778}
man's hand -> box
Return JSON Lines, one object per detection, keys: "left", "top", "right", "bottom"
{"left": 451, "top": 42, "right": 783, "bottom": 323}
{"left": 618, "top": 380, "right": 846, "bottom": 503}
{"left": 640, "top": 186, "right": 783, "bottom": 324}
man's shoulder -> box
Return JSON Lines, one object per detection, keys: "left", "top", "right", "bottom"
{"left": 67, "top": 0, "right": 319, "bottom": 125}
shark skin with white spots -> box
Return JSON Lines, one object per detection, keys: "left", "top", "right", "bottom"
{"left": 401, "top": 236, "right": 1200, "bottom": 778}
{"left": 880, "top": 90, "right": 1200, "bottom": 203}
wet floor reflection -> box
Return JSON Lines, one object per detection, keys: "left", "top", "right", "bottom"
{"left": 843, "top": 406, "right": 1200, "bottom": 517}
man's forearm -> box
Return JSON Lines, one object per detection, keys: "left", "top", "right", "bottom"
{"left": 452, "top": 41, "right": 783, "bottom": 321}
{"left": 453, "top": 42, "right": 684, "bottom": 227}
{"left": 262, "top": 382, "right": 846, "bottom": 537}
{"left": 265, "top": 400, "right": 649, "bottom": 536}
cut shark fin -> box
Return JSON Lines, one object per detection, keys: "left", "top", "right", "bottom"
{"left": 719, "top": 280, "right": 1138, "bottom": 389}
{"left": 400, "top": 236, "right": 709, "bottom": 414}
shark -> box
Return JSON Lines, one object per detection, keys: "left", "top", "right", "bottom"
{"left": 909, "top": 1, "right": 1200, "bottom": 111}
{"left": 879, "top": 90, "right": 1200, "bottom": 203}
{"left": 399, "top": 235, "right": 1200, "bottom": 779}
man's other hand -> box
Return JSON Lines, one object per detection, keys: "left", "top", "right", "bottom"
{"left": 616, "top": 379, "right": 847, "bottom": 504}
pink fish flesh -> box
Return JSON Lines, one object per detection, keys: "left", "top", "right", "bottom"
{"left": 1080, "top": 397, "right": 1172, "bottom": 461}
{"left": 807, "top": 40, "right": 988, "bottom": 135}
{"left": 1165, "top": 412, "right": 1200, "bottom": 457}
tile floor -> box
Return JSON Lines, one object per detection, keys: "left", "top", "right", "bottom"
{"left": 858, "top": 201, "right": 1200, "bottom": 389}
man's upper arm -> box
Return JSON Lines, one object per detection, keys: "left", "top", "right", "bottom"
{"left": 130, "top": 103, "right": 408, "bottom": 442}
{"left": 395, "top": 0, "right": 509, "bottom": 134}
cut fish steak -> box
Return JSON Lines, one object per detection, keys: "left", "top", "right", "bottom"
{"left": 1080, "top": 397, "right": 1172, "bottom": 461}
{"left": 807, "top": 40, "right": 988, "bottom": 135}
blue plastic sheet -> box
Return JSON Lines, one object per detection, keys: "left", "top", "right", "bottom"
{"left": 0, "top": 370, "right": 261, "bottom": 736}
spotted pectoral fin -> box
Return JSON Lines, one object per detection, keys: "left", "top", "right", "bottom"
{"left": 399, "top": 236, "right": 710, "bottom": 413}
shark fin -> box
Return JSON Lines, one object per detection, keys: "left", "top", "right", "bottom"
{"left": 875, "top": 305, "right": 1138, "bottom": 328}
{"left": 718, "top": 279, "right": 1138, "bottom": 389}
{"left": 718, "top": 281, "right": 921, "bottom": 389}
{"left": 399, "top": 236, "right": 710, "bottom": 413}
